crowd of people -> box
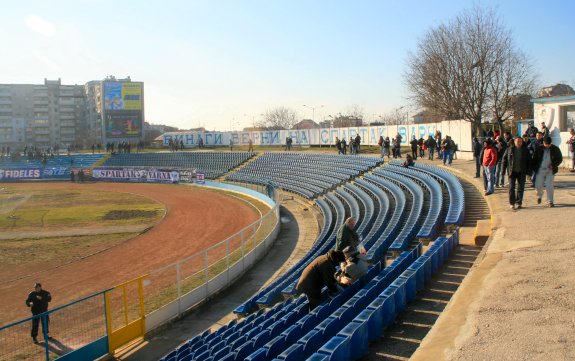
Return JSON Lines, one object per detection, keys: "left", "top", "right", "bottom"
{"left": 473, "top": 121, "right": 571, "bottom": 209}
{"left": 375, "top": 130, "right": 457, "bottom": 165}
{"left": 334, "top": 134, "right": 362, "bottom": 155}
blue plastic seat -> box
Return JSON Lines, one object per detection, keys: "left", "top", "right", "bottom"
{"left": 277, "top": 343, "right": 304, "bottom": 361}
{"left": 317, "top": 336, "right": 351, "bottom": 360}
{"left": 337, "top": 320, "right": 369, "bottom": 360}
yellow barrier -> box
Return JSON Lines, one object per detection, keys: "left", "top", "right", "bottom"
{"left": 105, "top": 277, "right": 146, "bottom": 353}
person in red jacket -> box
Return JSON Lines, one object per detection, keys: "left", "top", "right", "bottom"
{"left": 482, "top": 139, "right": 498, "bottom": 195}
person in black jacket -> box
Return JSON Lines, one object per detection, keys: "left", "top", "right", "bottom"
{"left": 532, "top": 137, "right": 563, "bottom": 207}
{"left": 472, "top": 137, "right": 482, "bottom": 178}
{"left": 410, "top": 136, "right": 418, "bottom": 159}
{"left": 502, "top": 137, "right": 531, "bottom": 209}
{"left": 25, "top": 283, "right": 52, "bottom": 343}
{"left": 495, "top": 136, "right": 507, "bottom": 187}
{"left": 296, "top": 250, "right": 345, "bottom": 310}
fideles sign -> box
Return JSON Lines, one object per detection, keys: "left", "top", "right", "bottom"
{"left": 0, "top": 168, "right": 42, "bottom": 180}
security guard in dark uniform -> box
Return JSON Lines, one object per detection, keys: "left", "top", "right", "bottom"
{"left": 25, "top": 283, "right": 52, "bottom": 343}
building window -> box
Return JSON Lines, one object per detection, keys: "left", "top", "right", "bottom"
{"left": 560, "top": 105, "right": 575, "bottom": 131}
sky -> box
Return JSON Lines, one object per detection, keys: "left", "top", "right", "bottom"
{"left": 1, "top": 0, "right": 573, "bottom": 131}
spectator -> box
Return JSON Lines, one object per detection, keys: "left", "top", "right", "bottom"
{"left": 296, "top": 250, "right": 345, "bottom": 310}
{"left": 26, "top": 283, "right": 52, "bottom": 343}
{"left": 532, "top": 137, "right": 563, "bottom": 207}
{"left": 341, "top": 138, "right": 347, "bottom": 155}
{"left": 425, "top": 135, "right": 436, "bottom": 160}
{"left": 403, "top": 154, "right": 415, "bottom": 168}
{"left": 524, "top": 121, "right": 539, "bottom": 139}
{"left": 482, "top": 139, "right": 498, "bottom": 195}
{"left": 472, "top": 137, "right": 482, "bottom": 178}
{"left": 377, "top": 136, "right": 384, "bottom": 159}
{"left": 78, "top": 169, "right": 85, "bottom": 183}
{"left": 395, "top": 133, "right": 403, "bottom": 158}
{"left": 410, "top": 136, "right": 418, "bottom": 160}
{"left": 540, "top": 122, "right": 550, "bottom": 138}
{"left": 70, "top": 170, "right": 75, "bottom": 182}
{"left": 442, "top": 135, "right": 454, "bottom": 165}
{"left": 248, "top": 138, "right": 254, "bottom": 152}
{"left": 418, "top": 137, "right": 425, "bottom": 158}
{"left": 566, "top": 128, "right": 575, "bottom": 172}
{"left": 334, "top": 217, "right": 366, "bottom": 255}
{"left": 355, "top": 134, "right": 361, "bottom": 153}
{"left": 335, "top": 137, "right": 342, "bottom": 155}
{"left": 230, "top": 138, "right": 234, "bottom": 151}
{"left": 528, "top": 132, "right": 544, "bottom": 186}
{"left": 495, "top": 136, "right": 508, "bottom": 187}
{"left": 383, "top": 137, "right": 391, "bottom": 159}
{"left": 336, "top": 246, "right": 369, "bottom": 286}
{"left": 502, "top": 137, "right": 531, "bottom": 210}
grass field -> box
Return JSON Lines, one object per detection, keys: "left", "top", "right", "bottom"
{"left": 0, "top": 185, "right": 165, "bottom": 231}
{"left": 0, "top": 185, "right": 165, "bottom": 279}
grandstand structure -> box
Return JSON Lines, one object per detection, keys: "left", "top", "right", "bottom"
{"left": 0, "top": 151, "right": 468, "bottom": 361}
{"left": 0, "top": 154, "right": 104, "bottom": 170}
{"left": 101, "top": 152, "right": 255, "bottom": 179}
{"left": 157, "top": 152, "right": 465, "bottom": 361}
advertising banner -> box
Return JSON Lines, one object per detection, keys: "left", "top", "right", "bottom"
{"left": 162, "top": 120, "right": 472, "bottom": 151}
{"left": 0, "top": 168, "right": 43, "bottom": 180}
{"left": 92, "top": 168, "right": 193, "bottom": 184}
{"left": 103, "top": 82, "right": 142, "bottom": 111}
{"left": 105, "top": 111, "right": 142, "bottom": 138}
{"left": 195, "top": 172, "right": 205, "bottom": 184}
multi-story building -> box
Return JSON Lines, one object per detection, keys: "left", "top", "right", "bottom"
{"left": 0, "top": 76, "right": 144, "bottom": 151}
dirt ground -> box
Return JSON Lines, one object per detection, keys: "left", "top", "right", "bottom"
{"left": 0, "top": 182, "right": 261, "bottom": 325}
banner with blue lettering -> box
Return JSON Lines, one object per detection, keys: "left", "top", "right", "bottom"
{"left": 162, "top": 120, "right": 473, "bottom": 151}
{"left": 92, "top": 168, "right": 194, "bottom": 184}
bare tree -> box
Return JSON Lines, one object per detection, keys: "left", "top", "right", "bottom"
{"left": 404, "top": 5, "right": 536, "bottom": 134}
{"left": 345, "top": 104, "right": 365, "bottom": 121}
{"left": 380, "top": 108, "right": 409, "bottom": 125}
{"left": 490, "top": 48, "right": 537, "bottom": 132}
{"left": 256, "top": 106, "right": 299, "bottom": 130}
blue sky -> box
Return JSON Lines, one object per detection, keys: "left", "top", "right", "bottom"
{"left": 1, "top": 0, "right": 573, "bottom": 131}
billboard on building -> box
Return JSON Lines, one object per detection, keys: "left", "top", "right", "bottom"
{"left": 105, "top": 110, "right": 142, "bottom": 138}
{"left": 102, "top": 81, "right": 144, "bottom": 138}
{"left": 103, "top": 82, "right": 142, "bottom": 111}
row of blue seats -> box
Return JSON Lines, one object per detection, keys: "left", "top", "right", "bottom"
{"left": 362, "top": 174, "right": 407, "bottom": 262}
{"left": 102, "top": 152, "right": 255, "bottom": 179}
{"left": 159, "top": 296, "right": 309, "bottom": 361}
{"left": 388, "top": 165, "right": 444, "bottom": 239}
{"left": 354, "top": 179, "right": 390, "bottom": 247}
{"left": 409, "top": 163, "right": 465, "bottom": 225}
{"left": 226, "top": 174, "right": 317, "bottom": 199}
{"left": 304, "top": 231, "right": 459, "bottom": 361}
{"left": 238, "top": 245, "right": 421, "bottom": 360}
{"left": 344, "top": 184, "right": 375, "bottom": 238}
{"left": 372, "top": 169, "right": 424, "bottom": 251}
{"left": 160, "top": 227, "right": 459, "bottom": 361}
{"left": 0, "top": 154, "right": 104, "bottom": 168}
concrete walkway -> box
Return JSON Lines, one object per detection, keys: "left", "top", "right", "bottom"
{"left": 411, "top": 159, "right": 575, "bottom": 360}
{"left": 116, "top": 197, "right": 319, "bottom": 361}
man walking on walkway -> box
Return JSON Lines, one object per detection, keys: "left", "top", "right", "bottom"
{"left": 503, "top": 137, "right": 531, "bottom": 209}
{"left": 532, "top": 137, "right": 563, "bottom": 207}
{"left": 482, "top": 139, "right": 498, "bottom": 195}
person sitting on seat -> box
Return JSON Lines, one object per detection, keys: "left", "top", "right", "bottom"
{"left": 403, "top": 154, "right": 415, "bottom": 168}
{"left": 336, "top": 246, "right": 369, "bottom": 286}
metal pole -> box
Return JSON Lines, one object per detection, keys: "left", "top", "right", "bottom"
{"left": 176, "top": 263, "right": 182, "bottom": 315}
{"left": 204, "top": 251, "right": 209, "bottom": 296}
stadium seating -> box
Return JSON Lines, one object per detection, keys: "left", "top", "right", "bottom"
{"left": 226, "top": 153, "right": 382, "bottom": 199}
{"left": 156, "top": 153, "right": 465, "bottom": 361}
{"left": 0, "top": 154, "right": 104, "bottom": 170}
{"left": 101, "top": 152, "right": 255, "bottom": 179}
